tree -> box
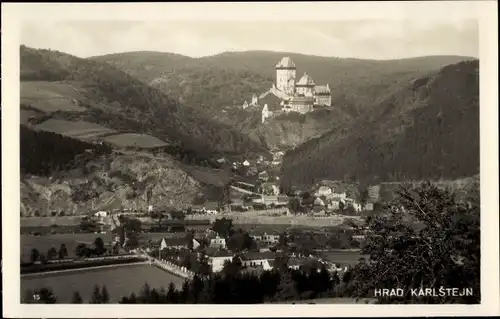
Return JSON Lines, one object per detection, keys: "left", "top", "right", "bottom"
{"left": 39, "top": 253, "right": 48, "bottom": 265}
{"left": 186, "top": 231, "right": 195, "bottom": 251}
{"left": 288, "top": 197, "right": 301, "bottom": 214}
{"left": 94, "top": 237, "right": 105, "bottom": 255}
{"left": 278, "top": 232, "right": 288, "bottom": 248}
{"left": 71, "top": 291, "right": 83, "bottom": 304}
{"left": 338, "top": 200, "right": 345, "bottom": 211}
{"left": 47, "top": 247, "right": 57, "bottom": 260}
{"left": 101, "top": 285, "right": 110, "bottom": 303}
{"left": 166, "top": 282, "right": 178, "bottom": 303}
{"left": 350, "top": 181, "right": 480, "bottom": 304}
{"left": 211, "top": 218, "right": 234, "bottom": 238}
{"left": 90, "top": 285, "right": 102, "bottom": 304}
{"left": 75, "top": 243, "right": 87, "bottom": 258}
{"left": 58, "top": 243, "right": 68, "bottom": 259}
{"left": 30, "top": 248, "right": 40, "bottom": 263}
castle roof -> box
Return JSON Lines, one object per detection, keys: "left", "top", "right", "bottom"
{"left": 275, "top": 57, "right": 296, "bottom": 69}
{"left": 296, "top": 73, "right": 315, "bottom": 86}
{"left": 314, "top": 84, "right": 331, "bottom": 94}
{"left": 289, "top": 96, "right": 314, "bottom": 103}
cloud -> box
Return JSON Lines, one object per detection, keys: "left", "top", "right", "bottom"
{"left": 21, "top": 20, "right": 478, "bottom": 59}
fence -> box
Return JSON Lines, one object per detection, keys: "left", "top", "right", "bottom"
{"left": 138, "top": 250, "right": 194, "bottom": 279}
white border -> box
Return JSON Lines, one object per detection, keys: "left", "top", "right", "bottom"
{"left": 2, "top": 1, "right": 499, "bottom": 317}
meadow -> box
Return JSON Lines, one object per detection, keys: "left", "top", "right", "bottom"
{"left": 20, "top": 81, "right": 87, "bottom": 113}
{"left": 21, "top": 233, "right": 115, "bottom": 262}
{"left": 35, "top": 119, "right": 116, "bottom": 141}
{"left": 21, "top": 263, "right": 186, "bottom": 303}
{"left": 103, "top": 133, "right": 168, "bottom": 149}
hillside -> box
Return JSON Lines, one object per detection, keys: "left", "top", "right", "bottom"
{"left": 20, "top": 125, "right": 232, "bottom": 217}
{"left": 281, "top": 60, "right": 480, "bottom": 189}
{"left": 91, "top": 50, "right": 474, "bottom": 117}
{"left": 21, "top": 45, "right": 268, "bottom": 159}
{"left": 19, "top": 45, "right": 255, "bottom": 216}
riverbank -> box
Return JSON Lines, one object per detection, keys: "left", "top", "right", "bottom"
{"left": 21, "top": 261, "right": 148, "bottom": 277}
{"left": 21, "top": 255, "right": 145, "bottom": 274}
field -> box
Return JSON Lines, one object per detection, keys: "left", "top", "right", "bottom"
{"left": 102, "top": 133, "right": 168, "bottom": 149}
{"left": 21, "top": 263, "right": 186, "bottom": 303}
{"left": 21, "top": 233, "right": 116, "bottom": 261}
{"left": 20, "top": 81, "right": 87, "bottom": 113}
{"left": 318, "top": 250, "right": 368, "bottom": 267}
{"left": 21, "top": 216, "right": 83, "bottom": 227}
{"left": 35, "top": 119, "right": 116, "bottom": 141}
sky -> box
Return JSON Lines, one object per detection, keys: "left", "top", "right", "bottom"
{"left": 21, "top": 19, "right": 479, "bottom": 60}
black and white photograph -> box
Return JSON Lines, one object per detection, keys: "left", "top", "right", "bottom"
{"left": 2, "top": 1, "right": 499, "bottom": 317}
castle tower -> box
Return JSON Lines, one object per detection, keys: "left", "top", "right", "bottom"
{"left": 275, "top": 57, "right": 296, "bottom": 95}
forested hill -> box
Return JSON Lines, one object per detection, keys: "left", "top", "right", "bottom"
{"left": 91, "top": 50, "right": 474, "bottom": 117}
{"left": 20, "top": 45, "right": 268, "bottom": 158}
{"left": 280, "top": 59, "right": 480, "bottom": 189}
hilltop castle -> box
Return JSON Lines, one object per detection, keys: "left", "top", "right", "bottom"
{"left": 242, "top": 56, "right": 332, "bottom": 123}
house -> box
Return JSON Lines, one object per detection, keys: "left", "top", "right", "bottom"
{"left": 327, "top": 192, "right": 347, "bottom": 201}
{"left": 210, "top": 236, "right": 227, "bottom": 249}
{"left": 94, "top": 211, "right": 108, "bottom": 217}
{"left": 328, "top": 201, "right": 341, "bottom": 210}
{"left": 242, "top": 101, "right": 249, "bottom": 109}
{"left": 159, "top": 237, "right": 188, "bottom": 250}
{"left": 258, "top": 171, "right": 270, "bottom": 182}
{"left": 237, "top": 251, "right": 275, "bottom": 270}
{"left": 313, "top": 197, "right": 325, "bottom": 206}
{"left": 242, "top": 160, "right": 250, "bottom": 167}
{"left": 364, "top": 202, "right": 374, "bottom": 211}
{"left": 205, "top": 250, "right": 234, "bottom": 272}
{"left": 312, "top": 206, "right": 326, "bottom": 215}
{"left": 261, "top": 182, "right": 280, "bottom": 196}
{"left": 216, "top": 157, "right": 226, "bottom": 164}
{"left": 251, "top": 232, "right": 279, "bottom": 246}
{"left": 315, "top": 186, "right": 332, "bottom": 197}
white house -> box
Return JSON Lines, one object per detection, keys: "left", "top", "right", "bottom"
{"left": 327, "top": 192, "right": 347, "bottom": 201}
{"left": 94, "top": 211, "right": 108, "bottom": 217}
{"left": 238, "top": 251, "right": 275, "bottom": 270}
{"left": 206, "top": 251, "right": 234, "bottom": 272}
{"left": 242, "top": 160, "right": 250, "bottom": 167}
{"left": 364, "top": 203, "right": 374, "bottom": 211}
{"left": 328, "top": 201, "right": 340, "bottom": 210}
{"left": 251, "top": 232, "right": 279, "bottom": 246}
{"left": 313, "top": 197, "right": 325, "bottom": 206}
{"left": 315, "top": 186, "right": 332, "bottom": 197}
{"left": 210, "top": 236, "right": 227, "bottom": 249}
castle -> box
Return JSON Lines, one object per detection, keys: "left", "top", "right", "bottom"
{"left": 242, "top": 57, "right": 332, "bottom": 123}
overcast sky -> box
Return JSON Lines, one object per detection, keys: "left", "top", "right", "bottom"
{"left": 21, "top": 20, "right": 478, "bottom": 60}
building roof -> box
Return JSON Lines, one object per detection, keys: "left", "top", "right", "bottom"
{"left": 239, "top": 251, "right": 276, "bottom": 261}
{"left": 265, "top": 87, "right": 291, "bottom": 101}
{"left": 289, "top": 96, "right": 314, "bottom": 104}
{"left": 275, "top": 57, "right": 296, "bottom": 69}
{"left": 204, "top": 248, "right": 233, "bottom": 258}
{"left": 317, "top": 186, "right": 332, "bottom": 193}
{"left": 296, "top": 73, "right": 316, "bottom": 86}
{"left": 158, "top": 237, "right": 188, "bottom": 247}
{"left": 314, "top": 85, "right": 331, "bottom": 95}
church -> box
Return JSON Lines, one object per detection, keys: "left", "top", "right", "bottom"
{"left": 243, "top": 56, "right": 332, "bottom": 123}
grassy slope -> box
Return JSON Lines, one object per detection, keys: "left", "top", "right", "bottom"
{"left": 281, "top": 60, "right": 480, "bottom": 188}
